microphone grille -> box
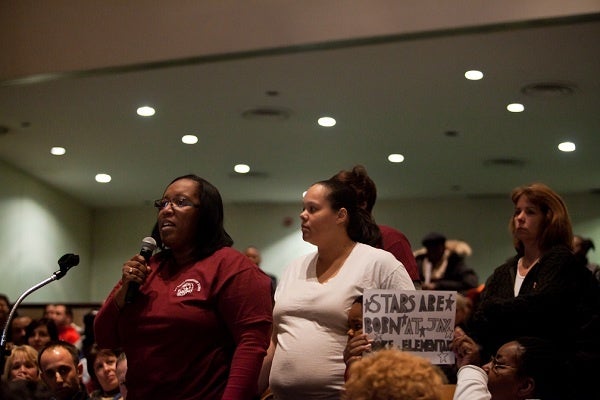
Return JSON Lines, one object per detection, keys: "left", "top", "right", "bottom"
{"left": 141, "top": 236, "right": 157, "bottom": 251}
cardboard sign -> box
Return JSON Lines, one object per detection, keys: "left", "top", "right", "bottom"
{"left": 362, "top": 289, "right": 457, "bottom": 364}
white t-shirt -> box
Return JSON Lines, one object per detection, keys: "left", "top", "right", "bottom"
{"left": 270, "top": 242, "right": 414, "bottom": 400}
{"left": 514, "top": 270, "right": 526, "bottom": 296}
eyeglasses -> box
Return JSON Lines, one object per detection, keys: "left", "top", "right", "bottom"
{"left": 488, "top": 355, "right": 517, "bottom": 374}
{"left": 153, "top": 197, "right": 200, "bottom": 210}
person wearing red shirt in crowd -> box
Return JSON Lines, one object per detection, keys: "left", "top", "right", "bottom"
{"left": 46, "top": 305, "right": 82, "bottom": 349}
{"left": 94, "top": 174, "right": 272, "bottom": 400}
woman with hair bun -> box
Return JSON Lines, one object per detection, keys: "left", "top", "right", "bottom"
{"left": 260, "top": 179, "right": 414, "bottom": 399}
{"left": 331, "top": 165, "right": 420, "bottom": 286}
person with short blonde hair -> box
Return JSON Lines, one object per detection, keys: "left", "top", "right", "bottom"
{"left": 343, "top": 349, "right": 445, "bottom": 400}
{"left": 2, "top": 345, "right": 40, "bottom": 382}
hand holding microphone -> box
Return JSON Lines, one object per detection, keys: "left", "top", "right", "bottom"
{"left": 123, "top": 237, "right": 157, "bottom": 304}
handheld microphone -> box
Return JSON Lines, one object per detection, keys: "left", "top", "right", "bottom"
{"left": 125, "top": 237, "right": 157, "bottom": 304}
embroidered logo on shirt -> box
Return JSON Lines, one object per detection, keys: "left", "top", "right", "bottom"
{"left": 174, "top": 279, "right": 202, "bottom": 297}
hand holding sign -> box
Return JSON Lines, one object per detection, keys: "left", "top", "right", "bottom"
{"left": 362, "top": 289, "right": 457, "bottom": 364}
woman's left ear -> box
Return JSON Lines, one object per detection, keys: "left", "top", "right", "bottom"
{"left": 337, "top": 208, "right": 348, "bottom": 220}
{"left": 517, "top": 377, "right": 535, "bottom": 398}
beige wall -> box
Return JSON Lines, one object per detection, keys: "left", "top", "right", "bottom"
{"left": 2, "top": 158, "right": 600, "bottom": 305}
{"left": 2, "top": 2, "right": 600, "bottom": 305}
{"left": 0, "top": 160, "right": 92, "bottom": 303}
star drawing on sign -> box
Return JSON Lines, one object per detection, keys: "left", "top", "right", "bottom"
{"left": 438, "top": 352, "right": 449, "bottom": 364}
{"left": 445, "top": 294, "right": 455, "bottom": 311}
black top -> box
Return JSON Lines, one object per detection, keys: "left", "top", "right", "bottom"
{"left": 469, "top": 245, "right": 600, "bottom": 356}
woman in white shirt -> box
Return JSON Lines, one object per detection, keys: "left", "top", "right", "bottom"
{"left": 260, "top": 179, "right": 414, "bottom": 400}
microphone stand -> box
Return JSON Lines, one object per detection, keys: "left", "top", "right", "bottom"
{"left": 0, "top": 253, "right": 79, "bottom": 367}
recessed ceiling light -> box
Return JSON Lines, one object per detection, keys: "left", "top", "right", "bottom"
{"left": 181, "top": 135, "right": 198, "bottom": 144}
{"left": 50, "top": 147, "right": 66, "bottom": 155}
{"left": 507, "top": 103, "right": 525, "bottom": 113}
{"left": 318, "top": 116, "right": 336, "bottom": 127}
{"left": 234, "top": 164, "right": 250, "bottom": 174}
{"left": 558, "top": 141, "right": 576, "bottom": 152}
{"left": 136, "top": 106, "right": 155, "bottom": 117}
{"left": 388, "top": 154, "right": 405, "bottom": 163}
{"left": 95, "top": 173, "right": 112, "bottom": 183}
{"left": 464, "top": 70, "right": 484, "bottom": 80}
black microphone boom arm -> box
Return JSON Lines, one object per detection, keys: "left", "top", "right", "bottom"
{"left": 0, "top": 253, "right": 80, "bottom": 363}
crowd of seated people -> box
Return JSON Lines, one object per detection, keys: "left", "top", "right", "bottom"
{"left": 1, "top": 302, "right": 126, "bottom": 400}
{"left": 2, "top": 178, "right": 600, "bottom": 400}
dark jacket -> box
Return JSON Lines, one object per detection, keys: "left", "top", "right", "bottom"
{"left": 468, "top": 245, "right": 600, "bottom": 398}
{"left": 469, "top": 245, "right": 600, "bottom": 356}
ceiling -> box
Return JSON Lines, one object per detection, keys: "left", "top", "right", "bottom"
{"left": 1, "top": 15, "right": 599, "bottom": 208}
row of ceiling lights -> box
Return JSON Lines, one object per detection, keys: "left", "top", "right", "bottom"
{"left": 465, "top": 70, "right": 576, "bottom": 152}
{"left": 49, "top": 69, "right": 576, "bottom": 184}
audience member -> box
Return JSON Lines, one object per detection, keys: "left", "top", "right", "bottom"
{"left": 343, "top": 349, "right": 446, "bottom": 400}
{"left": 464, "top": 283, "right": 485, "bottom": 314}
{"left": 344, "top": 296, "right": 365, "bottom": 381}
{"left": 86, "top": 347, "right": 121, "bottom": 400}
{"left": 261, "top": 179, "right": 415, "bottom": 399}
{"left": 0, "top": 294, "right": 10, "bottom": 335}
{"left": 0, "top": 379, "right": 53, "bottom": 400}
{"left": 38, "top": 341, "right": 89, "bottom": 400}
{"left": 8, "top": 315, "right": 32, "bottom": 346}
{"left": 346, "top": 296, "right": 363, "bottom": 343}
{"left": 573, "top": 234, "right": 600, "bottom": 280}
{"left": 25, "top": 318, "right": 59, "bottom": 353}
{"left": 42, "top": 305, "right": 55, "bottom": 320}
{"left": 94, "top": 174, "right": 273, "bottom": 400}
{"left": 243, "top": 245, "right": 278, "bottom": 292}
{"left": 46, "top": 305, "right": 82, "bottom": 349}
{"left": 2, "top": 345, "right": 39, "bottom": 382}
{"left": 414, "top": 232, "right": 478, "bottom": 293}
{"left": 331, "top": 165, "right": 421, "bottom": 286}
{"left": 454, "top": 293, "right": 473, "bottom": 329}
{"left": 115, "top": 353, "right": 127, "bottom": 400}
{"left": 467, "top": 183, "right": 600, "bottom": 397}
{"left": 81, "top": 309, "right": 98, "bottom": 360}
{"left": 0, "top": 294, "right": 9, "bottom": 373}
{"left": 452, "top": 327, "right": 565, "bottom": 400}
{"left": 435, "top": 293, "right": 474, "bottom": 385}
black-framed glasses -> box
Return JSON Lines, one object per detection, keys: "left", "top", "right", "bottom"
{"left": 488, "top": 355, "right": 517, "bottom": 374}
{"left": 153, "top": 197, "right": 200, "bottom": 210}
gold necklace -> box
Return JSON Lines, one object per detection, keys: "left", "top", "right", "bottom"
{"left": 518, "top": 256, "right": 540, "bottom": 271}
